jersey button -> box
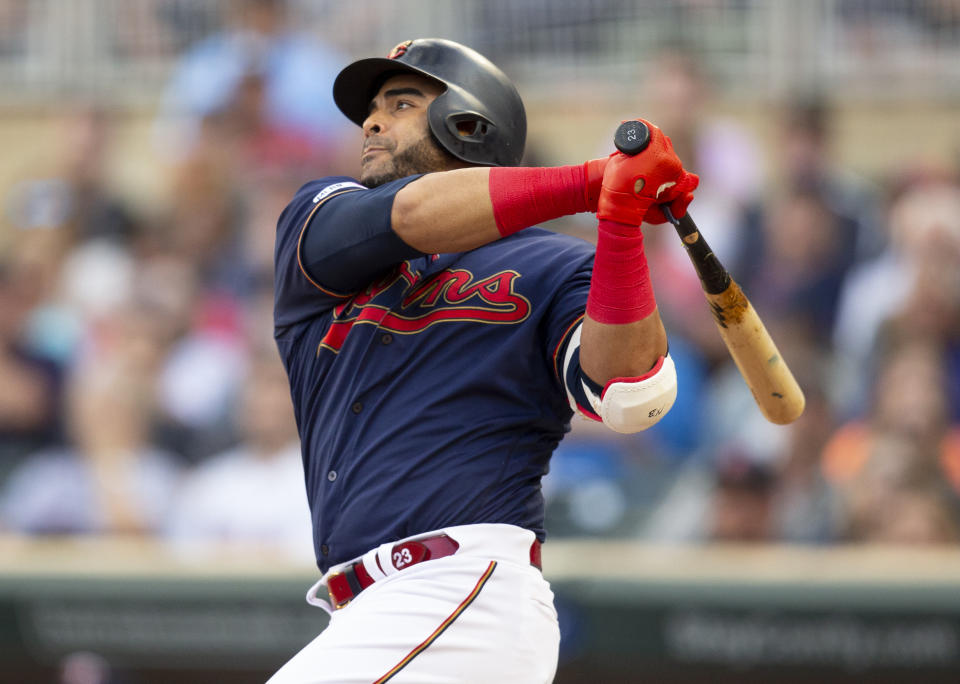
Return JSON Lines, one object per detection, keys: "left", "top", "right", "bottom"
{"left": 351, "top": 402, "right": 362, "bottom": 414}
{"left": 320, "top": 544, "right": 329, "bottom": 556}
{"left": 381, "top": 333, "right": 393, "bottom": 345}
{"left": 327, "top": 470, "right": 337, "bottom": 482}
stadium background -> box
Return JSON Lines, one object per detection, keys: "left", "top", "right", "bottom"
{"left": 0, "top": 1, "right": 959, "bottom": 682}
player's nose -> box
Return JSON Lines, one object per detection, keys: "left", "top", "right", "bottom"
{"left": 362, "top": 110, "right": 386, "bottom": 137}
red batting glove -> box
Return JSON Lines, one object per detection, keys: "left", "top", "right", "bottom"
{"left": 583, "top": 157, "right": 609, "bottom": 213}
{"left": 597, "top": 119, "right": 699, "bottom": 226}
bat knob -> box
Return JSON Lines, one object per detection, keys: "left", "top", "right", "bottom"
{"left": 614, "top": 120, "right": 650, "bottom": 156}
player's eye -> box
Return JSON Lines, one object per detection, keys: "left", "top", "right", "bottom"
{"left": 395, "top": 100, "right": 414, "bottom": 111}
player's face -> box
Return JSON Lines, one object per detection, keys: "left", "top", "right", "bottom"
{"left": 359, "top": 74, "right": 460, "bottom": 188}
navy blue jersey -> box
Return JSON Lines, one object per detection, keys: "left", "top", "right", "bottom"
{"left": 274, "top": 176, "right": 594, "bottom": 572}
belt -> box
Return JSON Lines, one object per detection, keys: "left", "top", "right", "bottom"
{"left": 327, "top": 533, "right": 543, "bottom": 610}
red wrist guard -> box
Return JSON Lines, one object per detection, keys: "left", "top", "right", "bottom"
{"left": 488, "top": 165, "right": 588, "bottom": 237}
{"left": 586, "top": 219, "right": 657, "bottom": 325}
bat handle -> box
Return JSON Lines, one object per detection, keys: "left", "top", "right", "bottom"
{"left": 662, "top": 207, "right": 731, "bottom": 296}
{"left": 612, "top": 121, "right": 730, "bottom": 295}
{"left": 613, "top": 120, "right": 730, "bottom": 294}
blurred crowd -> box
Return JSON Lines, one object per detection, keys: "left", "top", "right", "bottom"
{"left": 1, "top": 0, "right": 959, "bottom": 559}
{"left": 548, "top": 51, "right": 960, "bottom": 547}
{"left": 0, "top": 0, "right": 346, "bottom": 563}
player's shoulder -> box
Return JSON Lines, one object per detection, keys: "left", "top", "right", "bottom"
{"left": 277, "top": 176, "right": 365, "bottom": 236}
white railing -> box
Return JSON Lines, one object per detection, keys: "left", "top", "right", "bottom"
{"left": 0, "top": 0, "right": 957, "bottom": 104}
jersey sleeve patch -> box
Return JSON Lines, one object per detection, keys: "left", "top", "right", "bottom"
{"left": 312, "top": 182, "right": 365, "bottom": 203}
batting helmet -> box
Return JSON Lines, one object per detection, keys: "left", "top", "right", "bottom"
{"left": 332, "top": 38, "right": 526, "bottom": 167}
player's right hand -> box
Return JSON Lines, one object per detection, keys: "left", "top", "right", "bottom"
{"left": 597, "top": 119, "right": 699, "bottom": 226}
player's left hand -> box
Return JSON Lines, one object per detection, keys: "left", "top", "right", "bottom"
{"left": 597, "top": 119, "right": 699, "bottom": 226}
{"left": 642, "top": 169, "right": 699, "bottom": 225}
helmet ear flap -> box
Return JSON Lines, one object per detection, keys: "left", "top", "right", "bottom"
{"left": 427, "top": 105, "right": 500, "bottom": 166}
{"left": 427, "top": 90, "right": 506, "bottom": 166}
{"left": 445, "top": 112, "right": 495, "bottom": 143}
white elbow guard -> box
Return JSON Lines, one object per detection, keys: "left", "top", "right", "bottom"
{"left": 585, "top": 354, "right": 678, "bottom": 434}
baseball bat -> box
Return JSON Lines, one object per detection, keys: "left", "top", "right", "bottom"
{"left": 613, "top": 120, "right": 805, "bottom": 425}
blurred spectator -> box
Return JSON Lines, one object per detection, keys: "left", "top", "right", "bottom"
{"left": 780, "top": 96, "right": 883, "bottom": 261}
{"left": 823, "top": 337, "right": 960, "bottom": 501}
{"left": 640, "top": 449, "right": 779, "bottom": 543}
{"left": 868, "top": 490, "right": 959, "bottom": 544}
{"left": 842, "top": 432, "right": 959, "bottom": 545}
{"left": 5, "top": 106, "right": 139, "bottom": 246}
{"left": 641, "top": 49, "right": 764, "bottom": 367}
{"left": 240, "top": 168, "right": 302, "bottom": 288}
{"left": 0, "top": 252, "right": 65, "bottom": 463}
{"left": 135, "top": 255, "right": 248, "bottom": 462}
{"left": 165, "top": 351, "right": 311, "bottom": 561}
{"left": 643, "top": 342, "right": 842, "bottom": 545}
{"left": 147, "top": 151, "right": 302, "bottom": 300}
{"left": 770, "top": 377, "right": 843, "bottom": 544}
{"left": 154, "top": 0, "right": 351, "bottom": 166}
{"left": 643, "top": 334, "right": 710, "bottom": 459}
{"left": 544, "top": 395, "right": 710, "bottom": 539}
{"left": 155, "top": 153, "right": 248, "bottom": 294}
{"left": 824, "top": 335, "right": 960, "bottom": 545}
{"left": 119, "top": 144, "right": 254, "bottom": 460}
{"left": 696, "top": 324, "right": 825, "bottom": 474}
{"left": 0, "top": 301, "right": 181, "bottom": 534}
{"left": 743, "top": 187, "right": 850, "bottom": 349}
{"left": 0, "top": 107, "right": 145, "bottom": 458}
{"left": 834, "top": 180, "right": 960, "bottom": 416}
{"left": 738, "top": 97, "right": 883, "bottom": 349}
{"left": 709, "top": 455, "right": 777, "bottom": 543}
{"left": 543, "top": 420, "right": 636, "bottom": 538}
{"left": 699, "top": 362, "right": 792, "bottom": 466}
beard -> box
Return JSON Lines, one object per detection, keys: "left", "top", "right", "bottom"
{"left": 360, "top": 132, "right": 459, "bottom": 188}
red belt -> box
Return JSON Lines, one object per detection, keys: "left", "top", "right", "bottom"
{"left": 327, "top": 533, "right": 542, "bottom": 610}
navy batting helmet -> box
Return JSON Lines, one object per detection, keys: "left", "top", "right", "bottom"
{"left": 333, "top": 38, "right": 526, "bottom": 167}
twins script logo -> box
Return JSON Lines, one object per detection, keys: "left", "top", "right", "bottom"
{"left": 318, "top": 263, "right": 530, "bottom": 353}
{"left": 387, "top": 40, "right": 413, "bottom": 59}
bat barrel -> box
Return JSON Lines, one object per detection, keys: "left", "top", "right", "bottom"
{"left": 711, "top": 281, "right": 806, "bottom": 425}
{"left": 661, "top": 211, "right": 805, "bottom": 425}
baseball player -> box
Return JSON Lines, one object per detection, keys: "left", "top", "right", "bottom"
{"left": 269, "top": 38, "right": 698, "bottom": 683}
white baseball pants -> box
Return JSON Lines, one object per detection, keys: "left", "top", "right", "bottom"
{"left": 268, "top": 524, "right": 560, "bottom": 684}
